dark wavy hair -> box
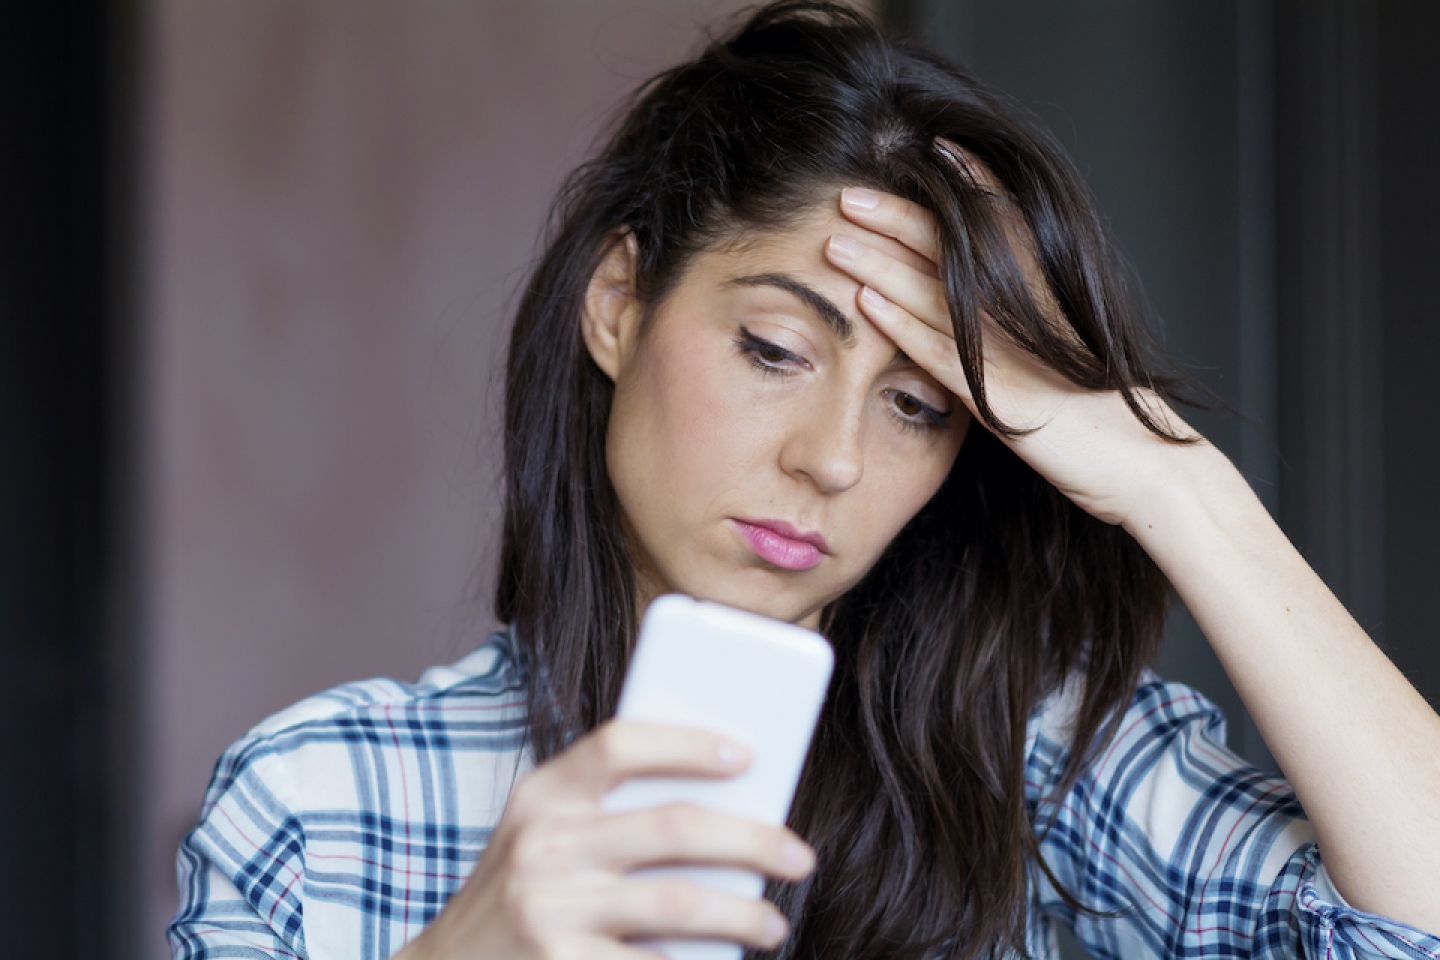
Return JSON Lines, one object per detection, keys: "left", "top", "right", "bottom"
{"left": 496, "top": 4, "right": 1180, "bottom": 958}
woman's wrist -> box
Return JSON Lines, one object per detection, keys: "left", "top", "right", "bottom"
{"left": 1117, "top": 437, "right": 1273, "bottom": 576}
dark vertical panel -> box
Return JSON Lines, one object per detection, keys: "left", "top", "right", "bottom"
{"left": 1275, "top": 0, "right": 1385, "bottom": 635}
{"left": 1380, "top": 1, "right": 1440, "bottom": 707}
{"left": 104, "top": 0, "right": 144, "bottom": 953}
{"left": 1238, "top": 0, "right": 1279, "bottom": 518}
{"left": 966, "top": 1, "right": 1244, "bottom": 456}
{"left": 0, "top": 1, "right": 116, "bottom": 956}
{"left": 1235, "top": 0, "right": 1281, "bottom": 775}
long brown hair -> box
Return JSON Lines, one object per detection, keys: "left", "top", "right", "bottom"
{"left": 496, "top": 4, "right": 1179, "bottom": 957}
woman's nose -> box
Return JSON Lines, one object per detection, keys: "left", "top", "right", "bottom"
{"left": 778, "top": 395, "right": 866, "bottom": 494}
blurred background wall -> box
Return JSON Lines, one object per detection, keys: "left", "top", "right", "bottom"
{"left": 1, "top": 2, "right": 1436, "bottom": 959}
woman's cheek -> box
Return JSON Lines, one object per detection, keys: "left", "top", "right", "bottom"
{"left": 664, "top": 356, "right": 759, "bottom": 466}
{"left": 861, "top": 431, "right": 963, "bottom": 542}
{"left": 661, "top": 337, "right": 797, "bottom": 463}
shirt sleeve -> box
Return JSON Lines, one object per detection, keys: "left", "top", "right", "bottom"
{"left": 1025, "top": 675, "right": 1440, "bottom": 960}
{"left": 168, "top": 733, "right": 309, "bottom": 960}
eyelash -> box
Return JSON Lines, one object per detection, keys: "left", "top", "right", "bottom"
{"left": 883, "top": 389, "right": 952, "bottom": 435}
{"left": 734, "top": 326, "right": 951, "bottom": 435}
{"left": 735, "top": 326, "right": 806, "bottom": 376}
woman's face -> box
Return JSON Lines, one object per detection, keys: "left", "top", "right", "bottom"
{"left": 582, "top": 200, "right": 970, "bottom": 629}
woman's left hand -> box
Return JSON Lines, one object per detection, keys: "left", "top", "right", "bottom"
{"left": 826, "top": 185, "right": 1200, "bottom": 530}
{"left": 828, "top": 185, "right": 1440, "bottom": 934}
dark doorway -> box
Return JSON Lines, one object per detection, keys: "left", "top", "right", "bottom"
{"left": 0, "top": 1, "right": 136, "bottom": 956}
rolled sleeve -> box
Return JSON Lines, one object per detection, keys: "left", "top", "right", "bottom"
{"left": 1289, "top": 847, "right": 1440, "bottom": 959}
{"left": 169, "top": 846, "right": 304, "bottom": 960}
{"left": 168, "top": 736, "right": 309, "bottom": 960}
{"left": 1026, "top": 675, "right": 1440, "bottom": 960}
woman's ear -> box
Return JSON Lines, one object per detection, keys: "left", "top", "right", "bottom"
{"left": 581, "top": 230, "right": 643, "bottom": 382}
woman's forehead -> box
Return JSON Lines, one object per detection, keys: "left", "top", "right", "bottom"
{"left": 715, "top": 202, "right": 935, "bottom": 276}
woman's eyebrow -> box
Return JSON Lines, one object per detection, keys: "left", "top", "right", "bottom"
{"left": 727, "top": 272, "right": 856, "bottom": 345}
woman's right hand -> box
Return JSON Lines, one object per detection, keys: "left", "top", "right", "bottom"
{"left": 393, "top": 719, "right": 816, "bottom": 960}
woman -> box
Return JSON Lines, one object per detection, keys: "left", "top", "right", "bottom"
{"left": 169, "top": 4, "right": 1440, "bottom": 959}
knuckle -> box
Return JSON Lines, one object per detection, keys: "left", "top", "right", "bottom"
{"left": 655, "top": 803, "right": 703, "bottom": 842}
{"left": 590, "top": 723, "right": 627, "bottom": 770}
{"left": 655, "top": 880, "right": 704, "bottom": 925}
{"left": 507, "top": 826, "right": 557, "bottom": 876}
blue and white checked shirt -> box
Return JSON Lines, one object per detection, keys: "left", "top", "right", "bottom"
{"left": 169, "top": 630, "right": 1440, "bottom": 959}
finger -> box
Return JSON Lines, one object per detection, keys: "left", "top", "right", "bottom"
{"left": 595, "top": 877, "right": 791, "bottom": 951}
{"left": 839, "top": 187, "right": 941, "bottom": 263}
{"left": 826, "top": 234, "right": 950, "bottom": 338}
{"left": 547, "top": 935, "right": 668, "bottom": 960}
{"left": 858, "top": 286, "right": 975, "bottom": 409}
{"left": 530, "top": 721, "right": 751, "bottom": 801}
{"left": 589, "top": 804, "right": 814, "bottom": 880}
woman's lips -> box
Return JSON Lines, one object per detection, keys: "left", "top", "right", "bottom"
{"left": 731, "top": 518, "right": 829, "bottom": 571}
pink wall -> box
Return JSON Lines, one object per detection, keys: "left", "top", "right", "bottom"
{"left": 142, "top": 1, "right": 885, "bottom": 954}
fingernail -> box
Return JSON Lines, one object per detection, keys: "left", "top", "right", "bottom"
{"left": 828, "top": 234, "right": 863, "bottom": 261}
{"left": 782, "top": 840, "right": 815, "bottom": 873}
{"left": 859, "top": 285, "right": 887, "bottom": 310}
{"left": 764, "top": 912, "right": 789, "bottom": 944}
{"left": 842, "top": 186, "right": 880, "bottom": 210}
{"left": 716, "top": 740, "right": 749, "bottom": 768}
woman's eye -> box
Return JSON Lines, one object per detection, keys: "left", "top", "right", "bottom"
{"left": 735, "top": 326, "right": 807, "bottom": 375}
{"left": 756, "top": 342, "right": 790, "bottom": 364}
{"left": 885, "top": 388, "right": 950, "bottom": 434}
{"left": 894, "top": 392, "right": 924, "bottom": 417}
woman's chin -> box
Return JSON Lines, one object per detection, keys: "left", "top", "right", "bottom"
{"left": 664, "top": 577, "right": 830, "bottom": 629}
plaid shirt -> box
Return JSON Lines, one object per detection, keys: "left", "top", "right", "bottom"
{"left": 170, "top": 630, "right": 1440, "bottom": 960}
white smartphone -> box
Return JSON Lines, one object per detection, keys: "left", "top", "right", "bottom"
{"left": 602, "top": 594, "right": 834, "bottom": 960}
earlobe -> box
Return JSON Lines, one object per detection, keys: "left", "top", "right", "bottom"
{"left": 581, "top": 230, "right": 643, "bottom": 382}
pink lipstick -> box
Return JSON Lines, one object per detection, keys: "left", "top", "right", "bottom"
{"left": 731, "top": 518, "right": 829, "bottom": 571}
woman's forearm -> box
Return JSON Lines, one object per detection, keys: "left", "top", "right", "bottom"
{"left": 1125, "top": 442, "right": 1440, "bottom": 932}
{"left": 827, "top": 182, "right": 1440, "bottom": 929}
